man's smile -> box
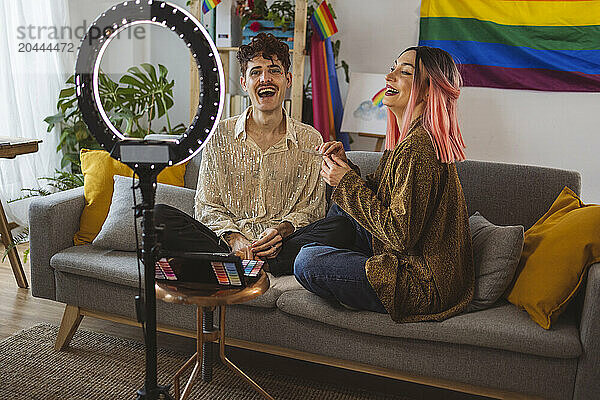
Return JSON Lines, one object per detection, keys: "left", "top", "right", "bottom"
{"left": 257, "top": 85, "right": 278, "bottom": 98}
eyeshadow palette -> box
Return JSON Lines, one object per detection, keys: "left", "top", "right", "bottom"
{"left": 242, "top": 259, "right": 264, "bottom": 277}
{"left": 210, "top": 261, "right": 243, "bottom": 286}
{"left": 154, "top": 252, "right": 251, "bottom": 287}
{"left": 155, "top": 258, "right": 178, "bottom": 280}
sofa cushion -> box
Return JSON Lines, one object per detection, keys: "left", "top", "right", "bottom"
{"left": 74, "top": 149, "right": 187, "bottom": 245}
{"left": 276, "top": 290, "right": 582, "bottom": 359}
{"left": 466, "top": 212, "right": 524, "bottom": 313}
{"left": 508, "top": 186, "right": 600, "bottom": 329}
{"left": 92, "top": 175, "right": 196, "bottom": 251}
{"left": 51, "top": 246, "right": 140, "bottom": 287}
{"left": 245, "top": 274, "right": 304, "bottom": 308}
{"left": 346, "top": 151, "right": 382, "bottom": 178}
{"left": 456, "top": 160, "right": 581, "bottom": 230}
{"left": 50, "top": 246, "right": 302, "bottom": 308}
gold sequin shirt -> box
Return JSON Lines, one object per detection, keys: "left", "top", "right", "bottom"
{"left": 195, "top": 107, "right": 326, "bottom": 241}
{"left": 332, "top": 119, "right": 474, "bottom": 322}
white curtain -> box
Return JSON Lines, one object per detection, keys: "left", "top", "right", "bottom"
{"left": 0, "top": 0, "right": 73, "bottom": 227}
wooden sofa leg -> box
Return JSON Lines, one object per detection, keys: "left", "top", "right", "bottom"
{"left": 55, "top": 304, "right": 83, "bottom": 351}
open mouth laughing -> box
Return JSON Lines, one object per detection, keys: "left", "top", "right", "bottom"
{"left": 257, "top": 85, "right": 277, "bottom": 98}
{"left": 385, "top": 84, "right": 399, "bottom": 96}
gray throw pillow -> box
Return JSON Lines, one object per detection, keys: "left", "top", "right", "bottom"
{"left": 465, "top": 212, "right": 524, "bottom": 313}
{"left": 92, "top": 175, "right": 196, "bottom": 251}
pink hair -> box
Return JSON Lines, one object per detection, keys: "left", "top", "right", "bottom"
{"left": 385, "top": 47, "right": 466, "bottom": 163}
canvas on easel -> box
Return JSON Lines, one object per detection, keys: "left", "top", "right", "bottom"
{"left": 341, "top": 72, "right": 388, "bottom": 136}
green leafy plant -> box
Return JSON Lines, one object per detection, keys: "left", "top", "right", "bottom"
{"left": 2, "top": 228, "right": 30, "bottom": 264}
{"left": 238, "top": 0, "right": 294, "bottom": 32}
{"left": 267, "top": 1, "right": 295, "bottom": 31}
{"left": 8, "top": 170, "right": 84, "bottom": 202}
{"left": 45, "top": 63, "right": 184, "bottom": 173}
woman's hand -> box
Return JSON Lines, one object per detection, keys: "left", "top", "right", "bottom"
{"left": 317, "top": 141, "right": 347, "bottom": 164}
{"left": 321, "top": 154, "right": 352, "bottom": 187}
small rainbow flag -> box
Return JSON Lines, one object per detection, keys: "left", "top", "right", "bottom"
{"left": 202, "top": 0, "right": 221, "bottom": 14}
{"left": 311, "top": 1, "right": 338, "bottom": 41}
{"left": 371, "top": 88, "right": 386, "bottom": 107}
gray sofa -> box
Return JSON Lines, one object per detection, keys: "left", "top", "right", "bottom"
{"left": 29, "top": 151, "right": 599, "bottom": 400}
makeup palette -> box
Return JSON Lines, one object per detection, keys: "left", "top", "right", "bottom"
{"left": 155, "top": 258, "right": 178, "bottom": 280}
{"left": 154, "top": 252, "right": 256, "bottom": 287}
{"left": 211, "top": 261, "right": 243, "bottom": 286}
{"left": 242, "top": 259, "right": 264, "bottom": 277}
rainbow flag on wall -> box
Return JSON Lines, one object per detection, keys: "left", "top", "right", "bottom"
{"left": 202, "top": 0, "right": 221, "bottom": 14}
{"left": 419, "top": 0, "right": 600, "bottom": 92}
{"left": 311, "top": 1, "right": 338, "bottom": 41}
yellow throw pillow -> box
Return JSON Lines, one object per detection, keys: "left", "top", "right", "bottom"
{"left": 74, "top": 149, "right": 187, "bottom": 245}
{"left": 507, "top": 187, "right": 600, "bottom": 329}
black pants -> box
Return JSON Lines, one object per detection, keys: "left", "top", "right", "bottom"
{"left": 154, "top": 204, "right": 356, "bottom": 276}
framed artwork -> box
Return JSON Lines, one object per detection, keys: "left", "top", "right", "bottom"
{"left": 341, "top": 72, "right": 387, "bottom": 135}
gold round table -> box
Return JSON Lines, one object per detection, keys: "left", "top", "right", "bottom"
{"left": 155, "top": 271, "right": 272, "bottom": 400}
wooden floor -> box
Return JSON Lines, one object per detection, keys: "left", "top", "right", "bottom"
{"left": 0, "top": 243, "right": 489, "bottom": 400}
{"left": 0, "top": 243, "right": 146, "bottom": 342}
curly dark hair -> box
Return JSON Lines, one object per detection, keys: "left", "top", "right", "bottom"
{"left": 237, "top": 32, "right": 291, "bottom": 76}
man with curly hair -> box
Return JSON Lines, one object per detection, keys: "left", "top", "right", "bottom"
{"left": 156, "top": 33, "right": 352, "bottom": 276}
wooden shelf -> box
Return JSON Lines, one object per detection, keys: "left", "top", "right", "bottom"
{"left": 216, "top": 47, "right": 239, "bottom": 52}
{"left": 190, "top": 1, "right": 308, "bottom": 121}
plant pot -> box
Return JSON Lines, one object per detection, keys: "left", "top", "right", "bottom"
{"left": 242, "top": 20, "right": 294, "bottom": 49}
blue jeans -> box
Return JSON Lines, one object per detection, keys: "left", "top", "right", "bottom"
{"left": 293, "top": 204, "right": 387, "bottom": 314}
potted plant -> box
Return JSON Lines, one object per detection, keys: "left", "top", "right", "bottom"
{"left": 44, "top": 63, "right": 185, "bottom": 174}
{"left": 237, "top": 0, "right": 296, "bottom": 48}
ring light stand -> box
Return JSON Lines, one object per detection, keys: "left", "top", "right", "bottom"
{"left": 75, "top": 2, "right": 224, "bottom": 399}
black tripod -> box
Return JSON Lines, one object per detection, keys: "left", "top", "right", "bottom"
{"left": 132, "top": 164, "right": 175, "bottom": 400}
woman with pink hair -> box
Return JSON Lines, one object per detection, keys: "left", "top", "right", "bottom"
{"left": 294, "top": 46, "right": 474, "bottom": 323}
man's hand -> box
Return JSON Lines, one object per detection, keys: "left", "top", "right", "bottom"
{"left": 225, "top": 232, "right": 255, "bottom": 260}
{"left": 252, "top": 220, "right": 293, "bottom": 258}
{"left": 317, "top": 141, "right": 347, "bottom": 164}
{"left": 321, "top": 154, "right": 352, "bottom": 187}
{"left": 251, "top": 228, "right": 283, "bottom": 258}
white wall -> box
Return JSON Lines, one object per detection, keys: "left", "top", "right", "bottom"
{"left": 67, "top": 0, "right": 600, "bottom": 202}
{"left": 332, "top": 0, "right": 600, "bottom": 203}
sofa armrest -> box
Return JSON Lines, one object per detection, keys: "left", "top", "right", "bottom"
{"left": 574, "top": 262, "right": 600, "bottom": 400}
{"left": 29, "top": 186, "right": 85, "bottom": 301}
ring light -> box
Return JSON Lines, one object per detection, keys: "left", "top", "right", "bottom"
{"left": 75, "top": 0, "right": 225, "bottom": 166}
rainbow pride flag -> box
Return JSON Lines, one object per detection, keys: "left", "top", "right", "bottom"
{"left": 311, "top": 1, "right": 338, "bottom": 41}
{"left": 419, "top": 0, "right": 600, "bottom": 92}
{"left": 372, "top": 88, "right": 386, "bottom": 107}
{"left": 202, "top": 0, "right": 221, "bottom": 14}
{"left": 310, "top": 35, "right": 350, "bottom": 149}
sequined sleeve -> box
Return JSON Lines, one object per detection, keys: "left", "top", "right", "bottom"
{"left": 281, "top": 154, "right": 326, "bottom": 229}
{"left": 332, "top": 143, "right": 438, "bottom": 252}
{"left": 194, "top": 131, "right": 244, "bottom": 238}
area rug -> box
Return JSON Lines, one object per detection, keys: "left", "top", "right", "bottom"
{"left": 0, "top": 324, "right": 406, "bottom": 400}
